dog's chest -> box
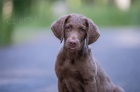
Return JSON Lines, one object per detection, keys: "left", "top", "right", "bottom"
{"left": 59, "top": 59, "right": 81, "bottom": 79}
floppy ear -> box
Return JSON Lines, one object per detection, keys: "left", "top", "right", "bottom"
{"left": 51, "top": 15, "right": 70, "bottom": 43}
{"left": 86, "top": 18, "right": 100, "bottom": 45}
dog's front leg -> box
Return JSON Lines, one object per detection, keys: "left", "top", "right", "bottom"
{"left": 83, "top": 81, "right": 97, "bottom": 92}
{"left": 80, "top": 70, "right": 97, "bottom": 92}
{"left": 58, "top": 79, "right": 69, "bottom": 92}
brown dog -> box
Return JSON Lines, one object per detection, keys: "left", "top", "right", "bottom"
{"left": 51, "top": 14, "right": 124, "bottom": 92}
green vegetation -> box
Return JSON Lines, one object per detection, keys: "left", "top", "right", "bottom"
{"left": 69, "top": 4, "right": 140, "bottom": 26}
{"left": 12, "top": 0, "right": 140, "bottom": 27}
{"left": 0, "top": 0, "right": 140, "bottom": 45}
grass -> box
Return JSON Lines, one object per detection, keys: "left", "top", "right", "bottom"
{"left": 1, "top": 1, "right": 140, "bottom": 45}
{"left": 8, "top": 2, "right": 140, "bottom": 28}
{"left": 68, "top": 4, "right": 140, "bottom": 27}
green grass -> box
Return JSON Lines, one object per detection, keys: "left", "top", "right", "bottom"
{"left": 1, "top": 1, "right": 140, "bottom": 45}
{"left": 68, "top": 4, "right": 140, "bottom": 27}
{"left": 8, "top": 2, "right": 140, "bottom": 28}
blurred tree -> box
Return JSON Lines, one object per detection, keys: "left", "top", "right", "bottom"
{"left": 0, "top": 0, "right": 4, "bottom": 45}
{"left": 0, "top": 0, "right": 14, "bottom": 45}
{"left": 13, "top": 0, "right": 32, "bottom": 17}
{"left": 0, "top": 0, "right": 33, "bottom": 45}
{"left": 0, "top": 0, "right": 2, "bottom": 22}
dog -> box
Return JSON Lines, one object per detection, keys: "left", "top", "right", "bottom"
{"left": 51, "top": 14, "right": 124, "bottom": 92}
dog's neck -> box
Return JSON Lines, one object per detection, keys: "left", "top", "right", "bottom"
{"left": 62, "top": 41, "right": 89, "bottom": 60}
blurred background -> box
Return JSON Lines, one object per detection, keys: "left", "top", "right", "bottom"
{"left": 0, "top": 0, "right": 140, "bottom": 92}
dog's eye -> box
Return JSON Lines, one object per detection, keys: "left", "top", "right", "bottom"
{"left": 80, "top": 28, "right": 85, "bottom": 33}
{"left": 65, "top": 25, "right": 71, "bottom": 30}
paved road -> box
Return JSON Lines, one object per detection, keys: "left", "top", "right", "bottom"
{"left": 0, "top": 28, "right": 140, "bottom": 92}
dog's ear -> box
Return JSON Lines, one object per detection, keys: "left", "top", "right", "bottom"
{"left": 51, "top": 15, "right": 70, "bottom": 43}
{"left": 85, "top": 18, "right": 100, "bottom": 45}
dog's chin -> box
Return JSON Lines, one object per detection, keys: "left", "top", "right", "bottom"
{"left": 69, "top": 48, "right": 77, "bottom": 53}
{"left": 65, "top": 44, "right": 81, "bottom": 53}
{"left": 65, "top": 46, "right": 79, "bottom": 53}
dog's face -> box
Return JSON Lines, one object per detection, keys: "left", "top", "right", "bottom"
{"left": 51, "top": 14, "right": 100, "bottom": 52}
{"left": 64, "top": 16, "right": 87, "bottom": 52}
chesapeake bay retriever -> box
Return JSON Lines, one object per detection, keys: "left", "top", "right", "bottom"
{"left": 51, "top": 14, "right": 124, "bottom": 92}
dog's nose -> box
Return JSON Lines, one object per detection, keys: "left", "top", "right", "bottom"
{"left": 69, "top": 40, "right": 77, "bottom": 47}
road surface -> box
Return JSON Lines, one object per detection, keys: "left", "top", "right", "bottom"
{"left": 0, "top": 28, "right": 140, "bottom": 92}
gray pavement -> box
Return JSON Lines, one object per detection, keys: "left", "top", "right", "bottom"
{"left": 0, "top": 28, "right": 140, "bottom": 92}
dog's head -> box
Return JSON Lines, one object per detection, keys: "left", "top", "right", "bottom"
{"left": 51, "top": 14, "right": 100, "bottom": 52}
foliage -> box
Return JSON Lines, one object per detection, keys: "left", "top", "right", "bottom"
{"left": 67, "top": 1, "right": 140, "bottom": 26}
{"left": 0, "top": 0, "right": 140, "bottom": 45}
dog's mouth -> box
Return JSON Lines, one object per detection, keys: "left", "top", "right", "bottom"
{"left": 69, "top": 47, "right": 76, "bottom": 52}
{"left": 65, "top": 41, "right": 80, "bottom": 52}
